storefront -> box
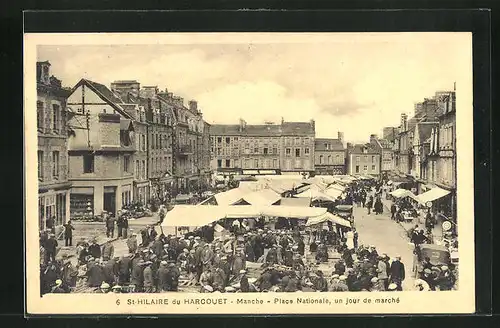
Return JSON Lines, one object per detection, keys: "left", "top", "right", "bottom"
{"left": 69, "top": 186, "right": 94, "bottom": 220}
{"left": 39, "top": 186, "right": 70, "bottom": 231}
{"left": 134, "top": 180, "right": 150, "bottom": 206}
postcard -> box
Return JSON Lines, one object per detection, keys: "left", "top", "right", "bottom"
{"left": 25, "top": 32, "right": 474, "bottom": 315}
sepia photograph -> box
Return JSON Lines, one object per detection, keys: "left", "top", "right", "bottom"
{"left": 24, "top": 32, "right": 475, "bottom": 315}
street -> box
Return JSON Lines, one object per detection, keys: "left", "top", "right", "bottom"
{"left": 353, "top": 200, "right": 416, "bottom": 290}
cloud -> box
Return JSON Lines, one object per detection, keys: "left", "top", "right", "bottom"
{"left": 36, "top": 33, "right": 471, "bottom": 143}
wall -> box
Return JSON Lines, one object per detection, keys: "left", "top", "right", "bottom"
{"left": 349, "top": 153, "right": 380, "bottom": 175}
{"left": 381, "top": 149, "right": 394, "bottom": 171}
{"left": 315, "top": 150, "right": 345, "bottom": 166}
{"left": 280, "top": 136, "right": 314, "bottom": 171}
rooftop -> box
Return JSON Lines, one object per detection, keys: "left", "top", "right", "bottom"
{"left": 349, "top": 143, "right": 379, "bottom": 154}
{"left": 315, "top": 138, "right": 344, "bottom": 151}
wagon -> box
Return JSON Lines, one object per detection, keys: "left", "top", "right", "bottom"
{"left": 413, "top": 243, "right": 452, "bottom": 278}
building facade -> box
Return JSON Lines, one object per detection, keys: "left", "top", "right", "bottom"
{"left": 209, "top": 119, "right": 315, "bottom": 176}
{"left": 66, "top": 79, "right": 136, "bottom": 218}
{"left": 314, "top": 134, "right": 346, "bottom": 175}
{"left": 347, "top": 144, "right": 381, "bottom": 177}
{"left": 37, "top": 61, "right": 72, "bottom": 230}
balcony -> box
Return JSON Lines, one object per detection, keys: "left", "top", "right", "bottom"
{"left": 176, "top": 144, "right": 193, "bottom": 157}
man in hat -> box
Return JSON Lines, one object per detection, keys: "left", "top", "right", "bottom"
{"left": 86, "top": 258, "right": 105, "bottom": 288}
{"left": 166, "top": 262, "right": 181, "bottom": 291}
{"left": 51, "top": 279, "right": 66, "bottom": 293}
{"left": 63, "top": 220, "right": 75, "bottom": 247}
{"left": 101, "top": 240, "right": 114, "bottom": 261}
{"left": 102, "top": 256, "right": 119, "bottom": 285}
{"left": 377, "top": 256, "right": 389, "bottom": 290}
{"left": 130, "top": 259, "right": 145, "bottom": 293}
{"left": 143, "top": 261, "right": 154, "bottom": 293}
{"left": 237, "top": 269, "right": 250, "bottom": 293}
{"left": 88, "top": 238, "right": 101, "bottom": 260}
{"left": 140, "top": 226, "right": 150, "bottom": 247}
{"left": 389, "top": 255, "right": 405, "bottom": 291}
{"left": 155, "top": 260, "right": 167, "bottom": 292}
{"left": 313, "top": 270, "right": 329, "bottom": 292}
{"left": 333, "top": 259, "right": 346, "bottom": 276}
{"left": 316, "top": 243, "right": 329, "bottom": 263}
{"left": 368, "top": 245, "right": 379, "bottom": 264}
{"left": 387, "top": 283, "right": 397, "bottom": 291}
{"left": 98, "top": 282, "right": 111, "bottom": 293}
{"left": 151, "top": 236, "right": 164, "bottom": 258}
{"left": 149, "top": 226, "right": 158, "bottom": 244}
{"left": 201, "top": 243, "right": 215, "bottom": 272}
{"left": 127, "top": 233, "right": 138, "bottom": 255}
{"left": 335, "top": 275, "right": 349, "bottom": 292}
{"left": 105, "top": 212, "right": 116, "bottom": 238}
{"left": 265, "top": 245, "right": 278, "bottom": 265}
{"left": 118, "top": 254, "right": 132, "bottom": 285}
{"left": 44, "top": 233, "right": 58, "bottom": 264}
{"left": 112, "top": 285, "right": 123, "bottom": 293}
{"left": 437, "top": 265, "right": 455, "bottom": 291}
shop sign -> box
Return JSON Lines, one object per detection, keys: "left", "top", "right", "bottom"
{"left": 442, "top": 221, "right": 452, "bottom": 231}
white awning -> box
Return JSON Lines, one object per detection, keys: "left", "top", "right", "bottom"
{"left": 295, "top": 189, "right": 336, "bottom": 202}
{"left": 278, "top": 197, "right": 311, "bottom": 207}
{"left": 162, "top": 205, "right": 329, "bottom": 227}
{"left": 416, "top": 187, "right": 451, "bottom": 204}
{"left": 390, "top": 188, "right": 414, "bottom": 198}
{"left": 306, "top": 212, "right": 351, "bottom": 228}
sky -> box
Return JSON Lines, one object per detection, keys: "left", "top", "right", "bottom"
{"left": 36, "top": 33, "right": 471, "bottom": 143}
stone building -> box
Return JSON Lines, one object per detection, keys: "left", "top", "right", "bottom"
{"left": 369, "top": 134, "right": 395, "bottom": 175}
{"left": 37, "top": 61, "right": 72, "bottom": 230}
{"left": 66, "top": 79, "right": 136, "bottom": 218}
{"left": 209, "top": 119, "right": 316, "bottom": 176}
{"left": 346, "top": 143, "right": 381, "bottom": 177}
{"left": 314, "top": 133, "right": 346, "bottom": 175}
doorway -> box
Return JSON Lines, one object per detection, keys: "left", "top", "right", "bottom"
{"left": 103, "top": 187, "right": 116, "bottom": 217}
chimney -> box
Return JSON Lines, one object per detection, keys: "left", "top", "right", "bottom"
{"left": 140, "top": 86, "right": 158, "bottom": 99}
{"left": 338, "top": 131, "right": 344, "bottom": 144}
{"left": 239, "top": 119, "right": 246, "bottom": 132}
{"left": 310, "top": 119, "right": 315, "bottom": 130}
{"left": 36, "top": 61, "right": 51, "bottom": 84}
{"left": 401, "top": 113, "right": 408, "bottom": 132}
{"left": 111, "top": 80, "right": 140, "bottom": 98}
{"left": 370, "top": 134, "right": 378, "bottom": 142}
{"left": 189, "top": 100, "right": 198, "bottom": 112}
{"left": 281, "top": 117, "right": 284, "bottom": 125}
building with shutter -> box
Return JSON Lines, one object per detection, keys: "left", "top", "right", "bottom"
{"left": 36, "top": 61, "right": 72, "bottom": 231}
{"left": 314, "top": 134, "right": 346, "bottom": 175}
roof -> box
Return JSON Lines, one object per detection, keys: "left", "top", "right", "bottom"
{"left": 378, "top": 139, "right": 392, "bottom": 149}
{"left": 407, "top": 117, "right": 419, "bottom": 132}
{"left": 210, "top": 124, "right": 241, "bottom": 136}
{"left": 416, "top": 122, "right": 439, "bottom": 143}
{"left": 120, "top": 119, "right": 133, "bottom": 131}
{"left": 75, "top": 79, "right": 132, "bottom": 119}
{"left": 281, "top": 122, "right": 315, "bottom": 136}
{"left": 349, "top": 143, "right": 379, "bottom": 154}
{"left": 84, "top": 79, "right": 125, "bottom": 105}
{"left": 315, "top": 138, "right": 344, "bottom": 151}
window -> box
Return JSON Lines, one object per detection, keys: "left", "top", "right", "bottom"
{"left": 254, "top": 159, "right": 259, "bottom": 168}
{"left": 328, "top": 155, "right": 332, "bottom": 164}
{"left": 141, "top": 135, "right": 146, "bottom": 151}
{"left": 123, "top": 155, "right": 130, "bottom": 173}
{"left": 244, "top": 148, "right": 250, "bottom": 154}
{"left": 217, "top": 148, "right": 221, "bottom": 155}
{"left": 52, "top": 151, "right": 59, "bottom": 178}
{"left": 254, "top": 147, "right": 258, "bottom": 154}
{"left": 273, "top": 159, "right": 278, "bottom": 168}
{"left": 295, "top": 138, "right": 300, "bottom": 145}
{"left": 226, "top": 137, "right": 230, "bottom": 144}
{"left": 225, "top": 159, "right": 231, "bottom": 167}
{"left": 217, "top": 137, "right": 222, "bottom": 143}
{"left": 217, "top": 159, "right": 222, "bottom": 168}
{"left": 38, "top": 151, "right": 43, "bottom": 180}
{"left": 136, "top": 160, "right": 140, "bottom": 178}
{"left": 295, "top": 148, "right": 301, "bottom": 157}
{"left": 363, "top": 165, "right": 368, "bottom": 171}
{"left": 305, "top": 148, "right": 310, "bottom": 155}
{"left": 324, "top": 143, "right": 329, "bottom": 150}
{"left": 355, "top": 165, "right": 360, "bottom": 173}
{"left": 356, "top": 156, "right": 360, "bottom": 163}
{"left": 372, "top": 155, "right": 375, "bottom": 163}
{"left": 286, "top": 148, "right": 291, "bottom": 156}
{"left": 234, "top": 137, "right": 238, "bottom": 142}
{"left": 319, "top": 155, "right": 323, "bottom": 164}
{"left": 272, "top": 147, "right": 278, "bottom": 154}
{"left": 83, "top": 154, "right": 94, "bottom": 173}
{"left": 364, "top": 155, "right": 368, "bottom": 161}
{"left": 372, "top": 165, "right": 375, "bottom": 171}
{"left": 142, "top": 160, "right": 146, "bottom": 179}
{"left": 52, "top": 104, "right": 60, "bottom": 133}
{"left": 37, "top": 101, "right": 44, "bottom": 132}
{"left": 263, "top": 148, "right": 268, "bottom": 155}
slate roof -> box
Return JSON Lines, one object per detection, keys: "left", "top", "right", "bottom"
{"left": 281, "top": 122, "right": 315, "bottom": 136}
{"left": 349, "top": 143, "right": 379, "bottom": 154}
{"left": 315, "top": 138, "right": 344, "bottom": 151}
{"left": 84, "top": 79, "right": 124, "bottom": 105}
{"left": 209, "top": 124, "right": 242, "bottom": 136}
{"left": 416, "top": 122, "right": 439, "bottom": 144}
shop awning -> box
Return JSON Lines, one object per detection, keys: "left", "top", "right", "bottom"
{"left": 416, "top": 187, "right": 450, "bottom": 204}
{"left": 278, "top": 197, "right": 311, "bottom": 207}
{"left": 162, "top": 205, "right": 329, "bottom": 227}
{"left": 295, "top": 188, "right": 336, "bottom": 202}
{"left": 324, "top": 187, "right": 343, "bottom": 199}
{"left": 214, "top": 188, "right": 248, "bottom": 206}
{"left": 306, "top": 212, "right": 352, "bottom": 228}
{"left": 238, "top": 189, "right": 282, "bottom": 206}
{"left": 390, "top": 188, "right": 414, "bottom": 198}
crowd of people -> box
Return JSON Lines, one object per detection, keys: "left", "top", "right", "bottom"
{"left": 39, "top": 177, "right": 456, "bottom": 295}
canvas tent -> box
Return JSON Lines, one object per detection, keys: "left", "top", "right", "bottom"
{"left": 416, "top": 187, "right": 450, "bottom": 205}
{"left": 278, "top": 197, "right": 311, "bottom": 207}
{"left": 295, "top": 188, "right": 336, "bottom": 202}
{"left": 390, "top": 188, "right": 416, "bottom": 199}
{"left": 305, "top": 212, "right": 352, "bottom": 227}
{"left": 161, "top": 205, "right": 330, "bottom": 228}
